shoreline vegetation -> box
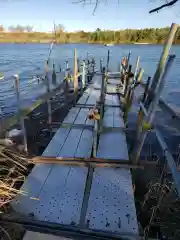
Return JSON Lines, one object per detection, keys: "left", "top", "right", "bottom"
{"left": 0, "top": 25, "right": 180, "bottom": 44}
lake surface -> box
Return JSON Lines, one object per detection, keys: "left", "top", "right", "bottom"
{"left": 0, "top": 43, "right": 180, "bottom": 117}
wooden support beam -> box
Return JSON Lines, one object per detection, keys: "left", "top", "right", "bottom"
{"left": 30, "top": 156, "right": 159, "bottom": 169}
{"left": 51, "top": 122, "right": 125, "bottom": 133}
{"left": 75, "top": 104, "right": 121, "bottom": 108}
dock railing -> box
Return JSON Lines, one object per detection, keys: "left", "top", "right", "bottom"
{"left": 119, "top": 24, "right": 180, "bottom": 197}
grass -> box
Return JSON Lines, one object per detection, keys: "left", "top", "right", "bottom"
{"left": 0, "top": 146, "right": 29, "bottom": 211}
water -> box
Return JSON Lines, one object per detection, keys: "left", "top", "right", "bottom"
{"left": 0, "top": 43, "right": 180, "bottom": 117}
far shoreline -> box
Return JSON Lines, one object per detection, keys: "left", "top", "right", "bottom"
{"left": 0, "top": 41, "right": 180, "bottom": 45}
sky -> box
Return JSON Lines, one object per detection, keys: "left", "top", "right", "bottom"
{"left": 0, "top": 0, "right": 179, "bottom": 32}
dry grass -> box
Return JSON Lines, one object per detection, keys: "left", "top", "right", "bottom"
{"left": 0, "top": 146, "right": 29, "bottom": 211}
{"left": 140, "top": 170, "right": 180, "bottom": 239}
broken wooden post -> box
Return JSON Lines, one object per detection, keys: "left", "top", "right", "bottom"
{"left": 14, "top": 74, "right": 28, "bottom": 153}
{"left": 74, "top": 48, "right": 78, "bottom": 105}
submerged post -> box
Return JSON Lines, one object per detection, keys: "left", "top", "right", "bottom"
{"left": 74, "top": 48, "right": 78, "bottom": 105}
{"left": 14, "top": 75, "right": 28, "bottom": 153}
{"left": 132, "top": 54, "right": 175, "bottom": 164}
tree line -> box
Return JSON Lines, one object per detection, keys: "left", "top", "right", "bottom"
{"left": 0, "top": 24, "right": 180, "bottom": 44}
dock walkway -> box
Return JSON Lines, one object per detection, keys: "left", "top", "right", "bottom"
{"left": 12, "top": 75, "right": 138, "bottom": 239}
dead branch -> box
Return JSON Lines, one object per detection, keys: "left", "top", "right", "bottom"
{"left": 149, "top": 0, "right": 179, "bottom": 13}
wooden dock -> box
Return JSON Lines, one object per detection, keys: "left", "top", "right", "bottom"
{"left": 1, "top": 23, "right": 180, "bottom": 240}
{"left": 12, "top": 74, "right": 139, "bottom": 238}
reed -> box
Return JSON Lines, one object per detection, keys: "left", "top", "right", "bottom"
{"left": 0, "top": 147, "right": 29, "bottom": 210}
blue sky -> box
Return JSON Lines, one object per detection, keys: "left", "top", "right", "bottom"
{"left": 0, "top": 0, "right": 179, "bottom": 32}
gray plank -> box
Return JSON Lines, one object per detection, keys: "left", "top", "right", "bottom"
{"left": 75, "top": 110, "right": 94, "bottom": 158}
{"left": 86, "top": 89, "right": 100, "bottom": 105}
{"left": 23, "top": 231, "right": 70, "bottom": 240}
{"left": 59, "top": 108, "right": 88, "bottom": 157}
{"left": 12, "top": 107, "right": 81, "bottom": 215}
{"left": 29, "top": 96, "right": 94, "bottom": 224}
{"left": 86, "top": 92, "right": 138, "bottom": 235}
{"left": 97, "top": 114, "right": 128, "bottom": 160}
{"left": 85, "top": 168, "right": 139, "bottom": 235}
{"left": 12, "top": 85, "right": 90, "bottom": 215}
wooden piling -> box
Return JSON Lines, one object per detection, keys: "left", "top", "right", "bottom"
{"left": 142, "top": 76, "right": 151, "bottom": 103}
{"left": 133, "top": 56, "right": 140, "bottom": 83}
{"left": 124, "top": 65, "right": 132, "bottom": 98}
{"left": 45, "top": 61, "right": 52, "bottom": 125}
{"left": 107, "top": 50, "right": 110, "bottom": 71}
{"left": 14, "top": 75, "right": 28, "bottom": 153}
{"left": 127, "top": 51, "right": 131, "bottom": 67}
{"left": 136, "top": 68, "right": 144, "bottom": 85}
{"left": 135, "top": 76, "right": 151, "bottom": 143}
{"left": 99, "top": 67, "right": 106, "bottom": 133}
{"left": 81, "top": 60, "right": 86, "bottom": 90}
{"left": 100, "top": 58, "right": 103, "bottom": 73}
{"left": 74, "top": 48, "right": 78, "bottom": 105}
{"left": 52, "top": 61, "right": 56, "bottom": 85}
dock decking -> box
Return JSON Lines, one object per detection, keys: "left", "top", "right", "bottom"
{"left": 12, "top": 75, "right": 138, "bottom": 238}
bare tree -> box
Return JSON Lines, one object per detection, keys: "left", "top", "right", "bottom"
{"left": 74, "top": 0, "right": 179, "bottom": 14}
{"left": 0, "top": 25, "right": 4, "bottom": 32}
{"left": 25, "top": 25, "right": 33, "bottom": 32}
{"left": 54, "top": 24, "right": 65, "bottom": 33}
{"left": 149, "top": 0, "right": 179, "bottom": 13}
{"left": 8, "top": 25, "right": 25, "bottom": 32}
